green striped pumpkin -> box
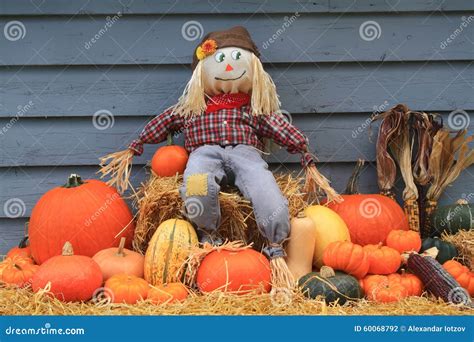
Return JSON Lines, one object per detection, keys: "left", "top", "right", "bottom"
{"left": 431, "top": 199, "right": 474, "bottom": 236}
{"left": 144, "top": 219, "right": 198, "bottom": 285}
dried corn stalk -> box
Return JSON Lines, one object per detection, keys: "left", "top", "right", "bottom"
{"left": 389, "top": 107, "right": 420, "bottom": 232}
{"left": 424, "top": 129, "right": 474, "bottom": 236}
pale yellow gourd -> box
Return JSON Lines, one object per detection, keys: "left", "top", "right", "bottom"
{"left": 304, "top": 205, "right": 351, "bottom": 268}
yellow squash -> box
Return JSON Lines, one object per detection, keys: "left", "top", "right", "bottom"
{"left": 304, "top": 205, "right": 351, "bottom": 268}
{"left": 144, "top": 219, "right": 198, "bottom": 285}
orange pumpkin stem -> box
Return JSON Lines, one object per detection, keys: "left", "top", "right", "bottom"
{"left": 62, "top": 241, "right": 74, "bottom": 256}
{"left": 344, "top": 159, "right": 365, "bottom": 195}
{"left": 116, "top": 237, "right": 126, "bottom": 257}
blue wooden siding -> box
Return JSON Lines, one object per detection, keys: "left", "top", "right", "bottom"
{"left": 0, "top": 0, "right": 473, "bottom": 253}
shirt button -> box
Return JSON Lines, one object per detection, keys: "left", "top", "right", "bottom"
{"left": 223, "top": 121, "right": 227, "bottom": 126}
{"left": 224, "top": 140, "right": 229, "bottom": 144}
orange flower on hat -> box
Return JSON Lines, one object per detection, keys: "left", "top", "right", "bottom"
{"left": 196, "top": 39, "right": 218, "bottom": 60}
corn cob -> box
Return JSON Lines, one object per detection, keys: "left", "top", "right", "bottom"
{"left": 407, "top": 253, "right": 472, "bottom": 306}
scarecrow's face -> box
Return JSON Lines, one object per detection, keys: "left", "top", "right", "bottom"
{"left": 202, "top": 47, "right": 253, "bottom": 95}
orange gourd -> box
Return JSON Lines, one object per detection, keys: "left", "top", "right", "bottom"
{"left": 387, "top": 271, "right": 423, "bottom": 296}
{"left": 0, "top": 259, "right": 39, "bottom": 287}
{"left": 29, "top": 174, "right": 135, "bottom": 264}
{"left": 326, "top": 162, "right": 409, "bottom": 245}
{"left": 151, "top": 135, "right": 188, "bottom": 177}
{"left": 148, "top": 283, "right": 189, "bottom": 304}
{"left": 6, "top": 235, "right": 33, "bottom": 262}
{"left": 105, "top": 274, "right": 149, "bottom": 304}
{"left": 385, "top": 230, "right": 421, "bottom": 253}
{"left": 360, "top": 274, "right": 408, "bottom": 302}
{"left": 32, "top": 242, "right": 103, "bottom": 302}
{"left": 363, "top": 243, "right": 401, "bottom": 275}
{"left": 443, "top": 260, "right": 474, "bottom": 296}
{"left": 93, "top": 237, "right": 145, "bottom": 281}
{"left": 196, "top": 249, "right": 271, "bottom": 294}
{"left": 322, "top": 241, "right": 369, "bottom": 279}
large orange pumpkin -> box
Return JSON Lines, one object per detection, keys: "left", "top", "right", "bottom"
{"left": 443, "top": 260, "right": 474, "bottom": 296}
{"left": 363, "top": 243, "right": 401, "bottom": 275}
{"left": 105, "top": 274, "right": 149, "bottom": 304}
{"left": 326, "top": 163, "right": 409, "bottom": 245}
{"left": 151, "top": 135, "right": 188, "bottom": 177}
{"left": 32, "top": 242, "right": 103, "bottom": 302}
{"left": 29, "top": 174, "right": 135, "bottom": 264}
{"left": 93, "top": 237, "right": 144, "bottom": 281}
{"left": 197, "top": 249, "right": 271, "bottom": 294}
{"left": 322, "top": 241, "right": 369, "bottom": 279}
{"left": 385, "top": 230, "right": 421, "bottom": 253}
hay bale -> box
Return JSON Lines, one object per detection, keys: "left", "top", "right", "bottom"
{"left": 0, "top": 285, "right": 468, "bottom": 316}
{"left": 133, "top": 173, "right": 308, "bottom": 254}
{"left": 443, "top": 230, "right": 474, "bottom": 269}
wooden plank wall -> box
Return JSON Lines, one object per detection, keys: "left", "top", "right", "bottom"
{"left": 0, "top": 0, "right": 473, "bottom": 253}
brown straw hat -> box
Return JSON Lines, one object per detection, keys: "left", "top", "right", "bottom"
{"left": 192, "top": 26, "right": 260, "bottom": 70}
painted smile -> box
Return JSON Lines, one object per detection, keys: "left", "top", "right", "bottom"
{"left": 215, "top": 70, "right": 246, "bottom": 81}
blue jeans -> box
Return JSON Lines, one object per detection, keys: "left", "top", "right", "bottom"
{"left": 179, "top": 144, "right": 289, "bottom": 258}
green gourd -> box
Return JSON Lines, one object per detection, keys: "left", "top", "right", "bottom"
{"left": 298, "top": 266, "right": 363, "bottom": 305}
{"left": 431, "top": 199, "right": 474, "bottom": 236}
{"left": 420, "top": 237, "right": 458, "bottom": 264}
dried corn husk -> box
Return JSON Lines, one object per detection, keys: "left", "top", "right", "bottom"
{"left": 372, "top": 104, "right": 407, "bottom": 198}
{"left": 424, "top": 129, "right": 474, "bottom": 236}
{"left": 387, "top": 106, "right": 420, "bottom": 232}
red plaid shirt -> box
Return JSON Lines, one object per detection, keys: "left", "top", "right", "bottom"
{"left": 129, "top": 105, "right": 314, "bottom": 166}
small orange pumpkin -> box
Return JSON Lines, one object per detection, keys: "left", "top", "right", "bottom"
{"left": 148, "top": 283, "right": 189, "bottom": 304}
{"left": 93, "top": 237, "right": 144, "bottom": 281}
{"left": 322, "top": 241, "right": 369, "bottom": 279}
{"left": 443, "top": 260, "right": 474, "bottom": 296}
{"left": 387, "top": 271, "right": 423, "bottom": 296}
{"left": 0, "top": 259, "right": 39, "bottom": 287}
{"left": 363, "top": 243, "right": 401, "bottom": 275}
{"left": 360, "top": 274, "right": 408, "bottom": 302}
{"left": 105, "top": 274, "right": 149, "bottom": 304}
{"left": 151, "top": 135, "right": 188, "bottom": 177}
{"left": 385, "top": 230, "right": 421, "bottom": 253}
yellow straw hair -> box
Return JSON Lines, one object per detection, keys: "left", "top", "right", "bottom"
{"left": 251, "top": 54, "right": 281, "bottom": 115}
{"left": 172, "top": 61, "right": 206, "bottom": 117}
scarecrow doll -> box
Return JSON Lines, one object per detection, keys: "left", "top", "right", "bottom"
{"left": 100, "top": 26, "right": 340, "bottom": 288}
